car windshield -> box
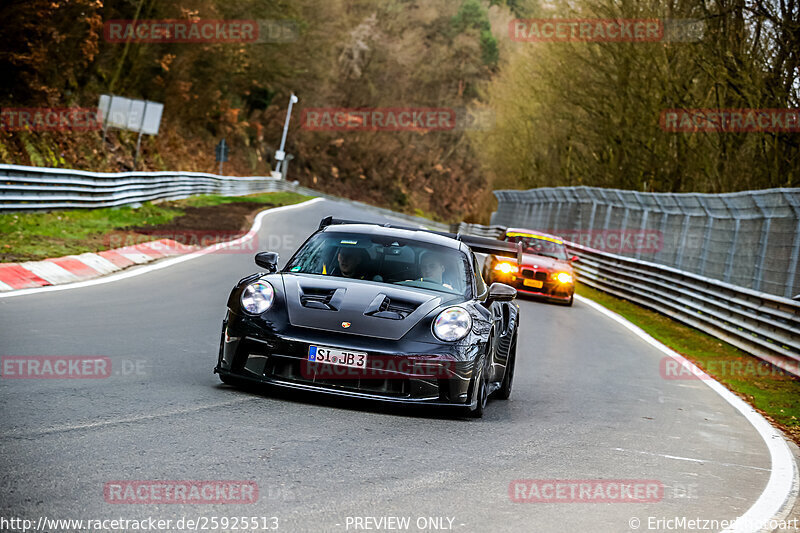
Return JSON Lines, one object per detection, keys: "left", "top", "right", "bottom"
{"left": 505, "top": 233, "right": 567, "bottom": 261}
{"left": 285, "top": 231, "right": 471, "bottom": 297}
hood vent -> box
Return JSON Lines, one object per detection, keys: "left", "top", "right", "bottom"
{"left": 299, "top": 287, "right": 345, "bottom": 311}
{"left": 364, "top": 294, "right": 420, "bottom": 320}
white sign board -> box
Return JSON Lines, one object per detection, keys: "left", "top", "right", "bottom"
{"left": 98, "top": 94, "right": 111, "bottom": 125}
{"left": 97, "top": 94, "right": 163, "bottom": 136}
{"left": 140, "top": 102, "right": 163, "bottom": 135}
{"left": 127, "top": 99, "right": 146, "bottom": 131}
{"left": 106, "top": 96, "right": 132, "bottom": 129}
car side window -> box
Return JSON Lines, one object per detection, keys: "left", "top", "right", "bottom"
{"left": 473, "top": 254, "right": 487, "bottom": 298}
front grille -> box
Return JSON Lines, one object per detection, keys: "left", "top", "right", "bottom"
{"left": 236, "top": 338, "right": 446, "bottom": 400}
{"left": 267, "top": 354, "right": 412, "bottom": 396}
{"left": 521, "top": 269, "right": 548, "bottom": 281}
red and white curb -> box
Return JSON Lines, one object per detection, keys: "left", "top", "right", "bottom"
{"left": 0, "top": 198, "right": 323, "bottom": 298}
{"left": 0, "top": 239, "right": 198, "bottom": 291}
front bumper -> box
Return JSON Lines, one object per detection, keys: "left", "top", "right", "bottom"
{"left": 490, "top": 273, "right": 573, "bottom": 301}
{"left": 215, "top": 313, "right": 480, "bottom": 408}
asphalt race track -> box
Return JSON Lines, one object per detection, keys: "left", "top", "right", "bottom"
{"left": 0, "top": 198, "right": 790, "bottom": 533}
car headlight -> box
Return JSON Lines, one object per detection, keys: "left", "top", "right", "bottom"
{"left": 555, "top": 272, "right": 573, "bottom": 284}
{"left": 494, "top": 262, "right": 517, "bottom": 274}
{"left": 432, "top": 306, "right": 472, "bottom": 342}
{"left": 241, "top": 281, "right": 275, "bottom": 314}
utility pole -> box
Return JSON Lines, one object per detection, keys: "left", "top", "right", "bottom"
{"left": 215, "top": 138, "right": 229, "bottom": 175}
{"left": 275, "top": 93, "right": 298, "bottom": 178}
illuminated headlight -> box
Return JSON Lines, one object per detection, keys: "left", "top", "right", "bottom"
{"left": 432, "top": 307, "right": 472, "bottom": 342}
{"left": 494, "top": 262, "right": 517, "bottom": 274}
{"left": 555, "top": 272, "right": 573, "bottom": 284}
{"left": 241, "top": 281, "right": 275, "bottom": 314}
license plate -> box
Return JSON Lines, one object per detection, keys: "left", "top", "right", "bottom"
{"left": 524, "top": 279, "right": 544, "bottom": 288}
{"left": 308, "top": 346, "right": 368, "bottom": 369}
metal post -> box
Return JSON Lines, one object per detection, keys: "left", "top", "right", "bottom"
{"left": 697, "top": 197, "right": 714, "bottom": 276}
{"left": 276, "top": 93, "right": 298, "bottom": 179}
{"left": 133, "top": 101, "right": 147, "bottom": 170}
{"left": 652, "top": 195, "right": 670, "bottom": 262}
{"left": 602, "top": 198, "right": 614, "bottom": 230}
{"left": 675, "top": 213, "right": 691, "bottom": 270}
{"left": 720, "top": 197, "right": 740, "bottom": 284}
{"left": 283, "top": 154, "right": 295, "bottom": 181}
{"left": 553, "top": 201, "right": 564, "bottom": 233}
{"left": 752, "top": 194, "right": 771, "bottom": 292}
{"left": 636, "top": 210, "right": 649, "bottom": 260}
{"left": 783, "top": 192, "right": 800, "bottom": 298}
{"left": 101, "top": 95, "right": 113, "bottom": 145}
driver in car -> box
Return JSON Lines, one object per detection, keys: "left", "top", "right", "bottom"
{"left": 332, "top": 247, "right": 371, "bottom": 280}
{"left": 419, "top": 252, "right": 454, "bottom": 290}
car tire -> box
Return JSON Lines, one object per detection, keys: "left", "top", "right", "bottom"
{"left": 496, "top": 332, "right": 517, "bottom": 400}
{"left": 469, "top": 365, "right": 488, "bottom": 418}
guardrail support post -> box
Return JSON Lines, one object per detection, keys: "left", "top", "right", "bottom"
{"left": 675, "top": 214, "right": 691, "bottom": 270}
{"left": 696, "top": 197, "right": 714, "bottom": 276}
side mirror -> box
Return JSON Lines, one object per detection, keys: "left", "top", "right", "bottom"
{"left": 570, "top": 255, "right": 579, "bottom": 262}
{"left": 255, "top": 252, "right": 279, "bottom": 273}
{"left": 487, "top": 282, "right": 516, "bottom": 303}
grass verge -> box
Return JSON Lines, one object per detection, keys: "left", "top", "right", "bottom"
{"left": 576, "top": 283, "right": 800, "bottom": 444}
{"left": 0, "top": 191, "right": 313, "bottom": 262}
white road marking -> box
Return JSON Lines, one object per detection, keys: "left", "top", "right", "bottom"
{"left": 2, "top": 396, "right": 258, "bottom": 439}
{"left": 576, "top": 294, "right": 798, "bottom": 533}
{"left": 0, "top": 198, "right": 324, "bottom": 299}
{"left": 612, "top": 447, "right": 771, "bottom": 472}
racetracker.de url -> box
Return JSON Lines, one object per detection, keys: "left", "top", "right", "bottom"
{"left": 0, "top": 516, "right": 280, "bottom": 532}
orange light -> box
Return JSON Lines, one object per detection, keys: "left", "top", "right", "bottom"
{"left": 555, "top": 272, "right": 573, "bottom": 284}
{"left": 494, "top": 262, "right": 517, "bottom": 274}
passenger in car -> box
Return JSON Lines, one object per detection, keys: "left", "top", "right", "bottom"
{"left": 419, "top": 252, "right": 454, "bottom": 290}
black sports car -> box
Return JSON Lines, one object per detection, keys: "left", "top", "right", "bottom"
{"left": 215, "top": 217, "right": 522, "bottom": 417}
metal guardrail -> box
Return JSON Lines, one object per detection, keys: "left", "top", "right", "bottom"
{"left": 0, "top": 165, "right": 290, "bottom": 210}
{"left": 567, "top": 241, "right": 800, "bottom": 377}
{"left": 453, "top": 223, "right": 800, "bottom": 377}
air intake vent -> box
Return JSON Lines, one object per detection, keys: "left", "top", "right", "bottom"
{"left": 299, "top": 287, "right": 339, "bottom": 310}
{"left": 364, "top": 294, "right": 420, "bottom": 320}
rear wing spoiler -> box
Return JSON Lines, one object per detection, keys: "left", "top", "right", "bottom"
{"left": 459, "top": 235, "right": 522, "bottom": 263}
{"left": 318, "top": 216, "right": 522, "bottom": 262}
{"left": 318, "top": 216, "right": 453, "bottom": 238}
